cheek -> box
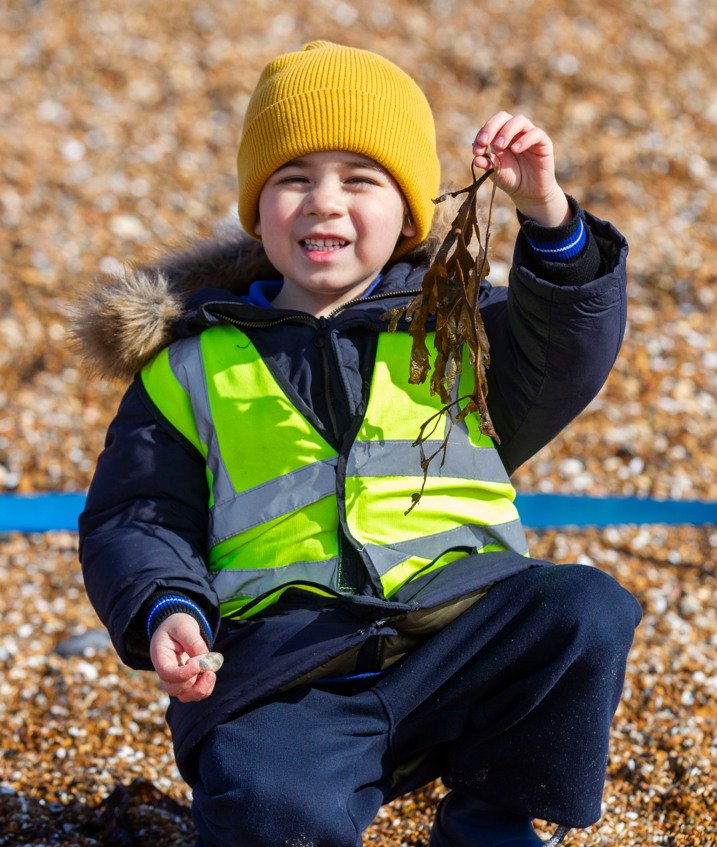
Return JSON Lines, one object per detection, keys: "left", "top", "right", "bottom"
{"left": 361, "top": 201, "right": 408, "bottom": 247}
{"left": 255, "top": 196, "right": 267, "bottom": 237}
{"left": 256, "top": 208, "right": 285, "bottom": 253}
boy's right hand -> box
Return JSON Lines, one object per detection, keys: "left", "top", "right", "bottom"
{"left": 472, "top": 112, "right": 570, "bottom": 227}
{"left": 149, "top": 612, "right": 217, "bottom": 702}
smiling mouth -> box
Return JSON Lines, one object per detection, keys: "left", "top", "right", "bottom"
{"left": 300, "top": 238, "right": 349, "bottom": 251}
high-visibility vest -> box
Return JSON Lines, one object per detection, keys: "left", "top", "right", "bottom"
{"left": 141, "top": 324, "right": 527, "bottom": 619}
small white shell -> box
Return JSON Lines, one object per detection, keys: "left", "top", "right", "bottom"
{"left": 196, "top": 652, "right": 224, "bottom": 673}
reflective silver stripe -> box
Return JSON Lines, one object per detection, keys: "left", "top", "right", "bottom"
{"left": 347, "top": 435, "right": 510, "bottom": 482}
{"left": 449, "top": 349, "right": 489, "bottom": 440}
{"left": 208, "top": 456, "right": 339, "bottom": 545}
{"left": 361, "top": 520, "right": 528, "bottom": 577}
{"left": 210, "top": 557, "right": 342, "bottom": 601}
{"left": 168, "top": 338, "right": 235, "bottom": 503}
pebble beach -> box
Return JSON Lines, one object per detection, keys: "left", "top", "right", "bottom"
{"left": 1, "top": 0, "right": 715, "bottom": 843}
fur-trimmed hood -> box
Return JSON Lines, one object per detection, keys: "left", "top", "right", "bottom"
{"left": 70, "top": 213, "right": 450, "bottom": 382}
{"left": 71, "top": 233, "right": 282, "bottom": 382}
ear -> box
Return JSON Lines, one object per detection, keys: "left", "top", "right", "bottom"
{"left": 401, "top": 212, "right": 417, "bottom": 239}
{"left": 254, "top": 218, "right": 262, "bottom": 237}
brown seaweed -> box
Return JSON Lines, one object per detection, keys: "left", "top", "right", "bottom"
{"left": 384, "top": 162, "right": 500, "bottom": 512}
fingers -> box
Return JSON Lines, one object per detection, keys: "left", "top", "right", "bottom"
{"left": 155, "top": 651, "right": 217, "bottom": 702}
{"left": 471, "top": 111, "right": 564, "bottom": 221}
{"left": 473, "top": 110, "right": 514, "bottom": 156}
{"left": 472, "top": 113, "right": 552, "bottom": 166}
{"left": 164, "top": 669, "right": 217, "bottom": 703}
{"left": 156, "top": 650, "right": 207, "bottom": 685}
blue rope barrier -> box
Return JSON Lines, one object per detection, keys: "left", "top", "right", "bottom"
{"left": 0, "top": 492, "right": 714, "bottom": 533}
{"left": 515, "top": 492, "right": 716, "bottom": 528}
{"left": 0, "top": 493, "right": 88, "bottom": 533}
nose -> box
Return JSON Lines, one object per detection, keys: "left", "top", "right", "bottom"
{"left": 302, "top": 178, "right": 344, "bottom": 218}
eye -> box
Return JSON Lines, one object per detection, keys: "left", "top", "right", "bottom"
{"left": 345, "top": 174, "right": 379, "bottom": 186}
{"left": 276, "top": 174, "right": 310, "bottom": 185}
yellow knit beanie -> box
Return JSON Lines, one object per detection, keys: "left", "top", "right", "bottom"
{"left": 237, "top": 41, "right": 440, "bottom": 258}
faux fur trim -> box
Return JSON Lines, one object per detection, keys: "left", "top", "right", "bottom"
{"left": 70, "top": 199, "right": 459, "bottom": 381}
{"left": 70, "top": 232, "right": 282, "bottom": 381}
{"left": 70, "top": 265, "right": 186, "bottom": 382}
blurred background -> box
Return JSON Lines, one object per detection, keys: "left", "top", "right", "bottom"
{"left": 0, "top": 0, "right": 715, "bottom": 844}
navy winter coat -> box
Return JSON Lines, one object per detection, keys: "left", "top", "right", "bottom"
{"left": 77, "top": 208, "right": 627, "bottom": 776}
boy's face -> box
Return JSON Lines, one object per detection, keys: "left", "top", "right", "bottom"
{"left": 255, "top": 151, "right": 416, "bottom": 317}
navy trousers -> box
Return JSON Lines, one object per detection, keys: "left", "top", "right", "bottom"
{"left": 191, "top": 564, "right": 641, "bottom": 847}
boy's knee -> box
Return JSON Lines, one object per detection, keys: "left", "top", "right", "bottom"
{"left": 547, "top": 564, "right": 642, "bottom": 656}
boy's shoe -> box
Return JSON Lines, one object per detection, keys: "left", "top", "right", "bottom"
{"left": 542, "top": 827, "right": 571, "bottom": 846}
{"left": 429, "top": 792, "right": 571, "bottom": 847}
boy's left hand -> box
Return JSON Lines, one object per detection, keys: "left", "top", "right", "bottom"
{"left": 149, "top": 613, "right": 216, "bottom": 703}
{"left": 472, "top": 112, "right": 570, "bottom": 227}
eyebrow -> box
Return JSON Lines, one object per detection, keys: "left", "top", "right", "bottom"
{"left": 275, "top": 157, "right": 387, "bottom": 173}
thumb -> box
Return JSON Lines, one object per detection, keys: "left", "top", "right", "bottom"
{"left": 168, "top": 617, "right": 210, "bottom": 671}
{"left": 165, "top": 616, "right": 212, "bottom": 675}
{"left": 182, "top": 634, "right": 211, "bottom": 671}
{"left": 182, "top": 632, "right": 210, "bottom": 658}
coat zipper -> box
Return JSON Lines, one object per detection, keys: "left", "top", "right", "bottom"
{"left": 313, "top": 316, "right": 340, "bottom": 443}
{"left": 203, "top": 287, "right": 421, "bottom": 329}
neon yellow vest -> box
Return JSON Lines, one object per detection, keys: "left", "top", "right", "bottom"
{"left": 141, "top": 325, "right": 527, "bottom": 619}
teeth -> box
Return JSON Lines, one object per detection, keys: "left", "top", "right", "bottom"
{"left": 302, "top": 238, "right": 347, "bottom": 251}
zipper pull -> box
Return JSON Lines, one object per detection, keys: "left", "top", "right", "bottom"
{"left": 314, "top": 317, "right": 328, "bottom": 348}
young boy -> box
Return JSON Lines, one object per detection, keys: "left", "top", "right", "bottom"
{"left": 77, "top": 41, "right": 641, "bottom": 847}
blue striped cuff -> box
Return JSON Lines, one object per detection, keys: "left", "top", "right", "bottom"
{"left": 146, "top": 595, "right": 214, "bottom": 642}
{"left": 525, "top": 217, "right": 587, "bottom": 260}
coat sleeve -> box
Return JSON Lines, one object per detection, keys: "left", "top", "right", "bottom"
{"left": 78, "top": 377, "right": 220, "bottom": 669}
{"left": 481, "top": 209, "right": 628, "bottom": 475}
